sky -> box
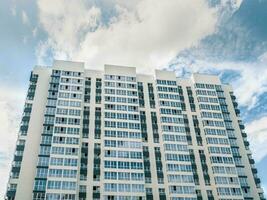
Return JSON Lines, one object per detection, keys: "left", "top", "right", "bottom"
{"left": 0, "top": 0, "right": 267, "bottom": 198}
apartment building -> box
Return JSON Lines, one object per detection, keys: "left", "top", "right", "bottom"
{"left": 5, "top": 60, "right": 265, "bottom": 200}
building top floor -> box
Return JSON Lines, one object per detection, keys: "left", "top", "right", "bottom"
{"left": 34, "top": 59, "right": 232, "bottom": 89}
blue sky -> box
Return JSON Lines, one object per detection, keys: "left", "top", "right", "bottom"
{"left": 0, "top": 0, "right": 267, "bottom": 198}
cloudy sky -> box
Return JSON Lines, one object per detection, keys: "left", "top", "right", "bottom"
{"left": 0, "top": 0, "right": 267, "bottom": 198}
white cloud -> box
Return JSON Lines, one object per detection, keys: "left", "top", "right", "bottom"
{"left": 246, "top": 116, "right": 267, "bottom": 162}
{"left": 262, "top": 185, "right": 267, "bottom": 198}
{"left": 32, "top": 27, "right": 38, "bottom": 37}
{"left": 10, "top": 6, "right": 16, "bottom": 16}
{"left": 35, "top": 40, "right": 51, "bottom": 65}
{"left": 22, "top": 10, "right": 29, "bottom": 25}
{"left": 113, "top": 0, "right": 140, "bottom": 10}
{"left": 211, "top": 60, "right": 267, "bottom": 110}
{"left": 36, "top": 0, "right": 101, "bottom": 63}
{"left": 36, "top": 0, "right": 218, "bottom": 73}
{"left": 170, "top": 52, "right": 267, "bottom": 109}
{"left": 0, "top": 86, "right": 25, "bottom": 199}
{"left": 36, "top": 0, "right": 264, "bottom": 108}
{"left": 23, "top": 36, "right": 28, "bottom": 44}
{"left": 232, "top": 66, "right": 267, "bottom": 110}
{"left": 220, "top": 0, "right": 243, "bottom": 9}
{"left": 259, "top": 51, "right": 267, "bottom": 62}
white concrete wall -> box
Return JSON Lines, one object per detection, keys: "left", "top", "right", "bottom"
{"left": 15, "top": 67, "right": 51, "bottom": 200}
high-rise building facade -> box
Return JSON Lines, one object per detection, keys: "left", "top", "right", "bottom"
{"left": 5, "top": 60, "right": 265, "bottom": 200}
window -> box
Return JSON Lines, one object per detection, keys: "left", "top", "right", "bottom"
{"left": 62, "top": 181, "right": 76, "bottom": 190}
{"left": 38, "top": 156, "right": 49, "bottom": 167}
{"left": 41, "top": 136, "right": 52, "bottom": 145}
{"left": 50, "top": 157, "right": 63, "bottom": 166}
{"left": 34, "top": 180, "right": 46, "bottom": 191}
{"left": 47, "top": 181, "right": 61, "bottom": 189}
{"left": 64, "top": 158, "right": 78, "bottom": 166}
{"left": 63, "top": 170, "right": 77, "bottom": 178}
{"left": 36, "top": 168, "right": 48, "bottom": 178}
{"left": 104, "top": 183, "right": 117, "bottom": 192}
{"left": 104, "top": 172, "right": 117, "bottom": 180}
{"left": 39, "top": 146, "right": 51, "bottom": 155}
{"left": 46, "top": 193, "right": 60, "bottom": 200}
{"left": 49, "top": 169, "right": 62, "bottom": 177}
